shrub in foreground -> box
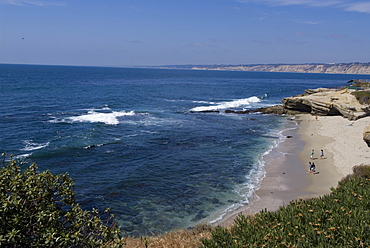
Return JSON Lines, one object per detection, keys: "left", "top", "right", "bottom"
{"left": 201, "top": 165, "right": 370, "bottom": 247}
{"left": 0, "top": 159, "right": 122, "bottom": 247}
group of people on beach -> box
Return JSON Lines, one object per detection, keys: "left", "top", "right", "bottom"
{"left": 308, "top": 149, "right": 324, "bottom": 173}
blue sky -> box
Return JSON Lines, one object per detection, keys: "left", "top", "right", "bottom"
{"left": 1, "top": 0, "right": 370, "bottom": 66}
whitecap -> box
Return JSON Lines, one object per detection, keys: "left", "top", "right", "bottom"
{"left": 82, "top": 106, "right": 112, "bottom": 112}
{"left": 190, "top": 96, "right": 261, "bottom": 112}
{"left": 21, "top": 140, "right": 50, "bottom": 151}
{"left": 67, "top": 110, "right": 135, "bottom": 125}
{"left": 83, "top": 144, "right": 105, "bottom": 149}
{"left": 192, "top": 100, "right": 217, "bottom": 104}
{"left": 15, "top": 153, "right": 32, "bottom": 159}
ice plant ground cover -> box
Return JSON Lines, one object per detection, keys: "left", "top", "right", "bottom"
{"left": 201, "top": 165, "right": 370, "bottom": 248}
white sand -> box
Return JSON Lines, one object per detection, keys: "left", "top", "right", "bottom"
{"left": 315, "top": 116, "right": 370, "bottom": 176}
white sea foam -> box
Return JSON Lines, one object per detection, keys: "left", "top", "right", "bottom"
{"left": 81, "top": 106, "right": 112, "bottom": 112}
{"left": 190, "top": 96, "right": 261, "bottom": 112}
{"left": 192, "top": 100, "right": 217, "bottom": 104}
{"left": 63, "top": 110, "right": 135, "bottom": 125}
{"left": 209, "top": 152, "right": 267, "bottom": 224}
{"left": 21, "top": 140, "right": 50, "bottom": 151}
{"left": 119, "top": 115, "right": 184, "bottom": 127}
{"left": 83, "top": 143, "right": 105, "bottom": 149}
{"left": 15, "top": 153, "right": 32, "bottom": 159}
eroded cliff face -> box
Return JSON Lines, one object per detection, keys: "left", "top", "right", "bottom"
{"left": 281, "top": 88, "right": 370, "bottom": 120}
{"left": 192, "top": 63, "right": 370, "bottom": 75}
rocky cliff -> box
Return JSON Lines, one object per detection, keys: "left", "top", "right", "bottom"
{"left": 192, "top": 63, "right": 370, "bottom": 75}
{"left": 280, "top": 88, "right": 370, "bottom": 120}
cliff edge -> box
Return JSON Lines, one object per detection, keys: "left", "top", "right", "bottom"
{"left": 281, "top": 87, "right": 370, "bottom": 120}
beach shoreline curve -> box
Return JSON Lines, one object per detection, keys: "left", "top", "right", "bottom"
{"left": 216, "top": 114, "right": 370, "bottom": 227}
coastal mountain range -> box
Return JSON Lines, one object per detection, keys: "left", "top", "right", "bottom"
{"left": 157, "top": 63, "right": 370, "bottom": 74}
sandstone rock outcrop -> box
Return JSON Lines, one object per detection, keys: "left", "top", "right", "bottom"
{"left": 254, "top": 105, "right": 302, "bottom": 115}
{"left": 281, "top": 88, "right": 370, "bottom": 120}
{"left": 363, "top": 125, "right": 370, "bottom": 147}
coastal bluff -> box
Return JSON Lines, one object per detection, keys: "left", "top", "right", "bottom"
{"left": 191, "top": 63, "right": 370, "bottom": 74}
{"left": 281, "top": 87, "right": 370, "bottom": 120}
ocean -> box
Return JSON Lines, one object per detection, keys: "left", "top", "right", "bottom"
{"left": 0, "top": 64, "right": 360, "bottom": 236}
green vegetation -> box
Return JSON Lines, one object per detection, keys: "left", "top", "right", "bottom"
{"left": 0, "top": 157, "right": 122, "bottom": 247}
{"left": 201, "top": 165, "right": 370, "bottom": 248}
{"left": 349, "top": 82, "right": 370, "bottom": 104}
{"left": 351, "top": 90, "right": 370, "bottom": 105}
{"left": 351, "top": 82, "right": 370, "bottom": 88}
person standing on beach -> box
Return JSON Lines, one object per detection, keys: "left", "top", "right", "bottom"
{"left": 310, "top": 149, "right": 314, "bottom": 159}
{"left": 320, "top": 149, "right": 324, "bottom": 159}
{"left": 308, "top": 162, "right": 312, "bottom": 172}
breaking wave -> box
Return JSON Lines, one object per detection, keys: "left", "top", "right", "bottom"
{"left": 50, "top": 109, "right": 136, "bottom": 125}
{"left": 67, "top": 110, "right": 135, "bottom": 125}
{"left": 190, "top": 96, "right": 261, "bottom": 112}
{"left": 21, "top": 140, "right": 50, "bottom": 151}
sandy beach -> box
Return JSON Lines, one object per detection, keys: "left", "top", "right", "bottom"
{"left": 219, "top": 114, "right": 370, "bottom": 227}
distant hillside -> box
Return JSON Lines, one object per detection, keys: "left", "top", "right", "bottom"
{"left": 193, "top": 63, "right": 370, "bottom": 74}
{"left": 158, "top": 63, "right": 370, "bottom": 74}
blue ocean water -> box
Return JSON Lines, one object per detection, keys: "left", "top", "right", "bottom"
{"left": 0, "top": 64, "right": 359, "bottom": 236}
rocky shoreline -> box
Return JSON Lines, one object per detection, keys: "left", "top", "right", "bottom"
{"left": 196, "top": 86, "right": 370, "bottom": 145}
{"left": 197, "top": 87, "right": 370, "bottom": 120}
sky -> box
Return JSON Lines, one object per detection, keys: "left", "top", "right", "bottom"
{"left": 1, "top": 0, "right": 370, "bottom": 67}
